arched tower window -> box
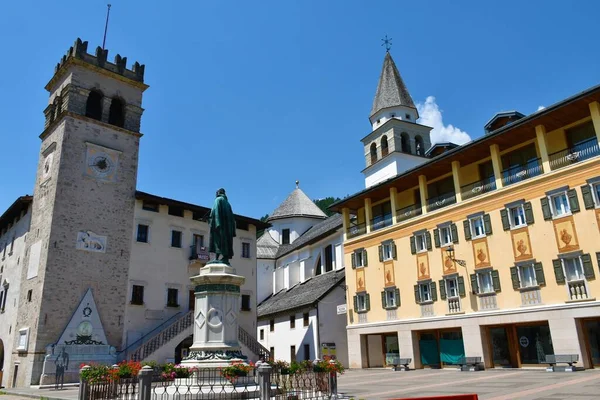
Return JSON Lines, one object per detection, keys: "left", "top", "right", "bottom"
{"left": 415, "top": 135, "right": 425, "bottom": 156}
{"left": 53, "top": 96, "right": 63, "bottom": 121}
{"left": 400, "top": 133, "right": 410, "bottom": 153}
{"left": 85, "top": 90, "right": 103, "bottom": 121}
{"left": 108, "top": 98, "right": 125, "bottom": 128}
{"left": 370, "top": 143, "right": 377, "bottom": 165}
{"left": 381, "top": 135, "right": 389, "bottom": 157}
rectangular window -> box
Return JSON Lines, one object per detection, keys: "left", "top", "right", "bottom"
{"left": 549, "top": 192, "right": 570, "bottom": 217}
{"left": 418, "top": 283, "right": 431, "bottom": 302}
{"left": 167, "top": 288, "right": 179, "bottom": 307}
{"left": 304, "top": 344, "right": 310, "bottom": 361}
{"left": 477, "top": 271, "right": 494, "bottom": 294}
{"left": 27, "top": 289, "right": 32, "bottom": 302}
{"left": 382, "top": 242, "right": 393, "bottom": 261}
{"left": 131, "top": 285, "right": 144, "bottom": 305}
{"left": 290, "top": 315, "right": 296, "bottom": 329}
{"left": 303, "top": 312, "right": 309, "bottom": 327}
{"left": 508, "top": 205, "right": 526, "bottom": 228}
{"left": 242, "top": 242, "right": 251, "bottom": 258}
{"left": 439, "top": 226, "right": 452, "bottom": 246}
{"left": 563, "top": 257, "right": 585, "bottom": 282}
{"left": 270, "top": 319, "right": 275, "bottom": 332}
{"left": 142, "top": 200, "right": 159, "bottom": 212}
{"left": 259, "top": 329, "right": 264, "bottom": 341}
{"left": 168, "top": 206, "right": 184, "bottom": 217}
{"left": 282, "top": 229, "right": 290, "bottom": 245}
{"left": 171, "top": 230, "right": 182, "bottom": 248}
{"left": 269, "top": 347, "right": 275, "bottom": 361}
{"left": 290, "top": 345, "right": 296, "bottom": 362}
{"left": 593, "top": 182, "right": 600, "bottom": 206}
{"left": 470, "top": 216, "right": 485, "bottom": 238}
{"left": 415, "top": 233, "right": 427, "bottom": 253}
{"left": 446, "top": 277, "right": 459, "bottom": 298}
{"left": 193, "top": 234, "right": 204, "bottom": 248}
{"left": 518, "top": 265, "right": 538, "bottom": 288}
{"left": 385, "top": 289, "right": 396, "bottom": 308}
{"left": 137, "top": 224, "right": 149, "bottom": 243}
{"left": 356, "top": 294, "right": 367, "bottom": 311}
{"left": 10, "top": 236, "right": 15, "bottom": 254}
{"left": 241, "top": 294, "right": 251, "bottom": 311}
{"left": 354, "top": 250, "right": 366, "bottom": 268}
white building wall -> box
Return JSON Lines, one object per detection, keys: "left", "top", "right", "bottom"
{"left": 0, "top": 205, "right": 31, "bottom": 388}
{"left": 125, "top": 200, "right": 258, "bottom": 361}
{"left": 268, "top": 217, "right": 322, "bottom": 245}
{"left": 364, "top": 152, "right": 427, "bottom": 188}
{"left": 317, "top": 286, "right": 349, "bottom": 367}
{"left": 257, "top": 259, "right": 275, "bottom": 304}
{"left": 370, "top": 106, "right": 418, "bottom": 130}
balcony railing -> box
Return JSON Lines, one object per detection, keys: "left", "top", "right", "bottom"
{"left": 347, "top": 222, "right": 366, "bottom": 239}
{"left": 448, "top": 297, "right": 461, "bottom": 314}
{"left": 549, "top": 138, "right": 600, "bottom": 171}
{"left": 371, "top": 213, "right": 393, "bottom": 231}
{"left": 426, "top": 192, "right": 457, "bottom": 212}
{"left": 501, "top": 158, "right": 542, "bottom": 187}
{"left": 396, "top": 204, "right": 422, "bottom": 223}
{"left": 568, "top": 280, "right": 588, "bottom": 301}
{"left": 461, "top": 176, "right": 497, "bottom": 200}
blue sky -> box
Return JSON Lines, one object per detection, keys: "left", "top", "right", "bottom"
{"left": 1, "top": 1, "right": 600, "bottom": 219}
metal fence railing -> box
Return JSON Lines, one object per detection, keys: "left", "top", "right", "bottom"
{"left": 426, "top": 192, "right": 457, "bottom": 212}
{"left": 501, "top": 158, "right": 542, "bottom": 187}
{"left": 460, "top": 176, "right": 496, "bottom": 201}
{"left": 548, "top": 138, "right": 600, "bottom": 171}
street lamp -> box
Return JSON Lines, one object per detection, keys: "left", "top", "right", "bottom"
{"left": 445, "top": 246, "right": 466, "bottom": 267}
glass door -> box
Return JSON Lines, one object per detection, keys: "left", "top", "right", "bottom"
{"left": 489, "top": 327, "right": 512, "bottom": 367}
{"left": 585, "top": 320, "right": 600, "bottom": 367}
{"left": 516, "top": 324, "right": 554, "bottom": 365}
{"left": 384, "top": 334, "right": 399, "bottom": 366}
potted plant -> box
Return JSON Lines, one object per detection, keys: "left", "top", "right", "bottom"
{"left": 220, "top": 361, "right": 254, "bottom": 383}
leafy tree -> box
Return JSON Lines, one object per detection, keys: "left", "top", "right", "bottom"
{"left": 313, "top": 197, "right": 341, "bottom": 217}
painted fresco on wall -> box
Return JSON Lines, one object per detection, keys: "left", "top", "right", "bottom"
{"left": 356, "top": 268, "right": 366, "bottom": 292}
{"left": 511, "top": 228, "right": 533, "bottom": 262}
{"left": 441, "top": 253, "right": 457, "bottom": 275}
{"left": 472, "top": 238, "right": 491, "bottom": 269}
{"left": 553, "top": 216, "right": 579, "bottom": 253}
{"left": 417, "top": 253, "right": 430, "bottom": 280}
{"left": 383, "top": 261, "right": 395, "bottom": 287}
{"left": 596, "top": 209, "right": 600, "bottom": 233}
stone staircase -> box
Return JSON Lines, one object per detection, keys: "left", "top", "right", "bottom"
{"left": 118, "top": 310, "right": 270, "bottom": 363}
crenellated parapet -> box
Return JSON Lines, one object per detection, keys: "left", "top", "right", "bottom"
{"left": 54, "top": 38, "right": 145, "bottom": 83}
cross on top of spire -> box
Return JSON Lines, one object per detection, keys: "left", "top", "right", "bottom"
{"left": 381, "top": 35, "right": 392, "bottom": 52}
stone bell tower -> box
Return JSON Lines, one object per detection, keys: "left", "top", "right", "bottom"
{"left": 11, "top": 38, "right": 148, "bottom": 386}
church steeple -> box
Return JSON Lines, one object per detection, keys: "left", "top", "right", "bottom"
{"left": 370, "top": 52, "right": 418, "bottom": 127}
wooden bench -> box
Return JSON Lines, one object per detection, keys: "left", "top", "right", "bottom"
{"left": 458, "top": 356, "right": 483, "bottom": 371}
{"left": 544, "top": 354, "right": 579, "bottom": 372}
{"left": 388, "top": 356, "right": 412, "bottom": 371}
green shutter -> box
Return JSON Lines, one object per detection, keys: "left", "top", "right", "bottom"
{"left": 392, "top": 242, "right": 397, "bottom": 260}
{"left": 581, "top": 184, "right": 595, "bottom": 210}
{"left": 378, "top": 245, "right": 383, "bottom": 262}
{"left": 434, "top": 229, "right": 441, "bottom": 248}
{"left": 582, "top": 253, "right": 595, "bottom": 280}
{"left": 484, "top": 214, "right": 493, "bottom": 235}
{"left": 597, "top": 253, "right": 600, "bottom": 275}
{"left": 524, "top": 202, "right": 535, "bottom": 225}
{"left": 568, "top": 189, "right": 580, "bottom": 213}
{"left": 353, "top": 295, "right": 358, "bottom": 313}
{"left": 351, "top": 253, "right": 356, "bottom": 269}
{"left": 430, "top": 281, "right": 438, "bottom": 302}
{"left": 410, "top": 236, "right": 416, "bottom": 254}
{"left": 534, "top": 262, "right": 546, "bottom": 286}
{"left": 395, "top": 288, "right": 401, "bottom": 307}
{"left": 492, "top": 269, "right": 501, "bottom": 292}
{"left": 451, "top": 223, "right": 459, "bottom": 244}
{"left": 500, "top": 209, "right": 510, "bottom": 231}
{"left": 553, "top": 259, "right": 565, "bottom": 284}
{"left": 540, "top": 197, "right": 552, "bottom": 221}
{"left": 363, "top": 249, "right": 368, "bottom": 267}
{"left": 425, "top": 231, "right": 432, "bottom": 250}
{"left": 510, "top": 266, "right": 520, "bottom": 289}
{"left": 365, "top": 293, "right": 371, "bottom": 311}
{"left": 457, "top": 276, "right": 466, "bottom": 297}
{"left": 381, "top": 291, "right": 386, "bottom": 308}
{"left": 463, "top": 220, "right": 472, "bottom": 241}
{"left": 470, "top": 273, "right": 479, "bottom": 294}
{"left": 439, "top": 279, "right": 447, "bottom": 300}
{"left": 414, "top": 284, "right": 420, "bottom": 303}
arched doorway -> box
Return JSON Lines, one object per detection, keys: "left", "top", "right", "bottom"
{"left": 174, "top": 335, "right": 193, "bottom": 364}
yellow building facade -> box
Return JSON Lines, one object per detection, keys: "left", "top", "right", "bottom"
{"left": 332, "top": 79, "right": 600, "bottom": 369}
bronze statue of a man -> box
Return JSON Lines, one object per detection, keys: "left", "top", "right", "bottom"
{"left": 209, "top": 188, "right": 236, "bottom": 264}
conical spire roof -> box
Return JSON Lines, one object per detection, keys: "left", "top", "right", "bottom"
{"left": 267, "top": 182, "right": 327, "bottom": 222}
{"left": 370, "top": 52, "right": 416, "bottom": 117}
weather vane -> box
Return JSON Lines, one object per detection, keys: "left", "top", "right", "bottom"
{"left": 102, "top": 4, "right": 112, "bottom": 50}
{"left": 381, "top": 35, "right": 392, "bottom": 52}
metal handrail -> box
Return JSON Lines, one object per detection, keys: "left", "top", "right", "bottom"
{"left": 426, "top": 192, "right": 457, "bottom": 212}
{"left": 371, "top": 213, "right": 393, "bottom": 231}
{"left": 461, "top": 176, "right": 497, "bottom": 200}
{"left": 549, "top": 138, "right": 600, "bottom": 171}
{"left": 396, "top": 204, "right": 422, "bottom": 222}
{"left": 501, "top": 158, "right": 542, "bottom": 186}
{"left": 347, "top": 222, "right": 367, "bottom": 238}
{"left": 238, "top": 325, "right": 270, "bottom": 361}
{"left": 117, "top": 311, "right": 183, "bottom": 360}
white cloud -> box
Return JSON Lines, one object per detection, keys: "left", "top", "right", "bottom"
{"left": 416, "top": 96, "right": 471, "bottom": 145}
{"left": 537, "top": 105, "right": 545, "bottom": 111}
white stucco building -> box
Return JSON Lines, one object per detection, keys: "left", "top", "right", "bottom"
{"left": 256, "top": 184, "right": 348, "bottom": 367}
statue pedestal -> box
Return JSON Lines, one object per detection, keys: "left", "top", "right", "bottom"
{"left": 181, "top": 262, "right": 248, "bottom": 369}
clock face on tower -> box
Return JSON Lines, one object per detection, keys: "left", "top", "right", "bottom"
{"left": 85, "top": 143, "right": 121, "bottom": 182}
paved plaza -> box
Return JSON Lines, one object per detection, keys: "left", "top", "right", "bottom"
{"left": 337, "top": 368, "right": 600, "bottom": 400}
